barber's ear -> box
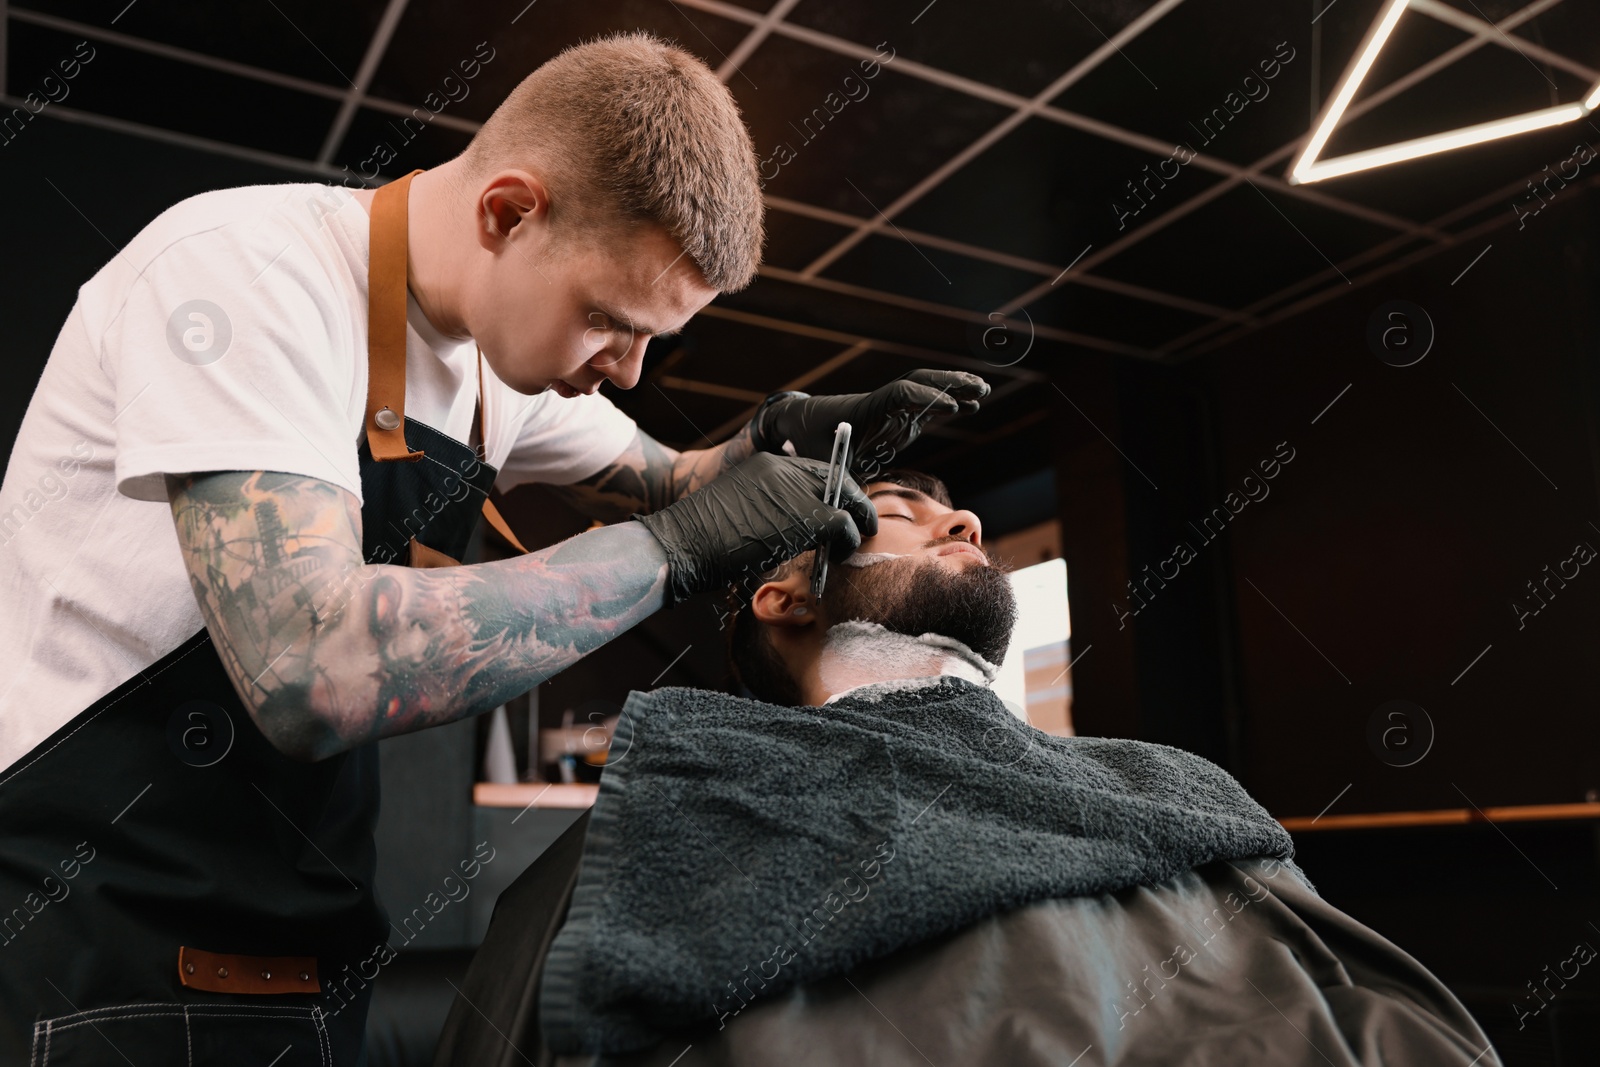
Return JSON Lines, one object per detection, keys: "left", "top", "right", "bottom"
{"left": 750, "top": 581, "right": 814, "bottom": 627}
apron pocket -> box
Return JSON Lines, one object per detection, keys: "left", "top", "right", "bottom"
{"left": 32, "top": 1001, "right": 335, "bottom": 1066}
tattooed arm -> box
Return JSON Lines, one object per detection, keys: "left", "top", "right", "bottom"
{"left": 165, "top": 469, "right": 669, "bottom": 761}
{"left": 544, "top": 425, "right": 757, "bottom": 523}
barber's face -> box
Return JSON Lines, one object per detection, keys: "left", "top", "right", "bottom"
{"left": 468, "top": 175, "right": 716, "bottom": 397}
{"left": 820, "top": 483, "right": 1019, "bottom": 664}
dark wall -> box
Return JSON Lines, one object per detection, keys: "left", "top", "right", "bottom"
{"left": 1048, "top": 179, "right": 1600, "bottom": 1065}
{"left": 1205, "top": 188, "right": 1600, "bottom": 819}
{"left": 1059, "top": 180, "right": 1600, "bottom": 822}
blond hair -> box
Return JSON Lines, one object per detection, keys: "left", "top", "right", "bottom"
{"left": 460, "top": 31, "right": 764, "bottom": 291}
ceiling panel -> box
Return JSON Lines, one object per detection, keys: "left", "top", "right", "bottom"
{"left": 732, "top": 32, "right": 1013, "bottom": 216}
{"left": 9, "top": 0, "right": 1596, "bottom": 497}
{"left": 1050, "top": 0, "right": 1336, "bottom": 169}
{"left": 795, "top": 348, "right": 948, "bottom": 396}
{"left": 373, "top": 0, "right": 753, "bottom": 124}
{"left": 784, "top": 0, "right": 1146, "bottom": 99}
{"left": 716, "top": 274, "right": 995, "bottom": 357}
{"left": 1514, "top": 1, "right": 1600, "bottom": 69}
{"left": 8, "top": 20, "right": 340, "bottom": 159}
{"left": 1091, "top": 181, "right": 1399, "bottom": 308}
{"left": 332, "top": 105, "right": 474, "bottom": 176}
{"left": 654, "top": 315, "right": 850, "bottom": 394}
{"left": 894, "top": 115, "right": 1229, "bottom": 267}
{"left": 17, "top": 0, "right": 382, "bottom": 87}
{"left": 819, "top": 233, "right": 1045, "bottom": 313}
{"left": 762, "top": 208, "right": 858, "bottom": 271}
{"left": 605, "top": 376, "right": 751, "bottom": 449}
{"left": 1025, "top": 282, "right": 1217, "bottom": 346}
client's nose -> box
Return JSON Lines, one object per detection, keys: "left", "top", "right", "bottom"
{"left": 936, "top": 508, "right": 983, "bottom": 547}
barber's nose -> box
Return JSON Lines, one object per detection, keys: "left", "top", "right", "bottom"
{"left": 937, "top": 509, "right": 983, "bottom": 548}
{"left": 595, "top": 335, "right": 647, "bottom": 391}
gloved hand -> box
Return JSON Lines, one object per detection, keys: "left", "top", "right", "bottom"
{"left": 747, "top": 369, "right": 990, "bottom": 479}
{"left": 633, "top": 452, "right": 878, "bottom": 605}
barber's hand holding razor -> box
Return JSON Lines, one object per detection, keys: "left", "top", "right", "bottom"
{"left": 747, "top": 369, "right": 989, "bottom": 478}
{"left": 633, "top": 452, "right": 877, "bottom": 604}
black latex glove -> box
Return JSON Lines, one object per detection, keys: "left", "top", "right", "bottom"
{"left": 747, "top": 369, "right": 990, "bottom": 480}
{"left": 632, "top": 452, "right": 879, "bottom": 605}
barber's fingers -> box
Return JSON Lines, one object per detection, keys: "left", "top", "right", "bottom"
{"left": 892, "top": 369, "right": 990, "bottom": 416}
{"left": 814, "top": 508, "right": 865, "bottom": 563}
{"left": 833, "top": 474, "right": 878, "bottom": 540}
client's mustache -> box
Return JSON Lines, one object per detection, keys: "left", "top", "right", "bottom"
{"left": 918, "top": 534, "right": 1003, "bottom": 569}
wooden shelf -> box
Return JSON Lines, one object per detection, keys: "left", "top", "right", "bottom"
{"left": 1279, "top": 801, "right": 1600, "bottom": 833}
{"left": 475, "top": 787, "right": 1600, "bottom": 831}
{"left": 474, "top": 782, "right": 598, "bottom": 810}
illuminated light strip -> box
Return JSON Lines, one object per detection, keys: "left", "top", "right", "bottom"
{"left": 1301, "top": 103, "right": 1586, "bottom": 182}
{"left": 1290, "top": 0, "right": 1410, "bottom": 185}
{"left": 1289, "top": 0, "right": 1600, "bottom": 185}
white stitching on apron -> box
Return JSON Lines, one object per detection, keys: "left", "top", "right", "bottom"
{"left": 313, "top": 1004, "right": 330, "bottom": 1067}
{"left": 30, "top": 1016, "right": 48, "bottom": 1067}
{"left": 0, "top": 635, "right": 216, "bottom": 788}
{"left": 43, "top": 1003, "right": 319, "bottom": 1032}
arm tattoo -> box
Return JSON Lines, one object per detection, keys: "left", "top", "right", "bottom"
{"left": 546, "top": 424, "right": 757, "bottom": 521}
{"left": 166, "top": 470, "right": 669, "bottom": 760}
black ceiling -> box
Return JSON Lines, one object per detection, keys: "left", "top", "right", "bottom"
{"left": 6, "top": 0, "right": 1598, "bottom": 503}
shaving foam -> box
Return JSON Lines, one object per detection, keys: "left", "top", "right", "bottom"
{"left": 818, "top": 620, "right": 1000, "bottom": 705}
{"left": 838, "top": 551, "right": 906, "bottom": 568}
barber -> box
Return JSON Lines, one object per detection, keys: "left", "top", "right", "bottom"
{"left": 0, "top": 36, "right": 986, "bottom": 1066}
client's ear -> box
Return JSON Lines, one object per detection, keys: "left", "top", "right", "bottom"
{"left": 750, "top": 575, "right": 815, "bottom": 628}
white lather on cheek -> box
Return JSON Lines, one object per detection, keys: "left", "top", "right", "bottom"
{"left": 838, "top": 552, "right": 906, "bottom": 569}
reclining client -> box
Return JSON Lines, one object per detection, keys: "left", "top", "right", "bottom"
{"left": 434, "top": 470, "right": 1501, "bottom": 1067}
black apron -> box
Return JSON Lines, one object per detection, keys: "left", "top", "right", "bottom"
{"left": 0, "top": 167, "right": 526, "bottom": 1065}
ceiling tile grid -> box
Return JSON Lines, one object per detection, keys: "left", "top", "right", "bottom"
{"left": 5, "top": 0, "right": 1597, "bottom": 489}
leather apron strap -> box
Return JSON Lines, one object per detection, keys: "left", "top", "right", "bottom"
{"left": 365, "top": 168, "right": 426, "bottom": 462}
{"left": 474, "top": 344, "right": 530, "bottom": 554}
{"left": 365, "top": 167, "right": 529, "bottom": 555}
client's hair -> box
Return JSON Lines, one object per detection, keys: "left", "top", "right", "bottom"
{"left": 725, "top": 469, "right": 953, "bottom": 705}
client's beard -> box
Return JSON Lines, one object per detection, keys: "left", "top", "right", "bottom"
{"left": 822, "top": 546, "right": 1019, "bottom": 665}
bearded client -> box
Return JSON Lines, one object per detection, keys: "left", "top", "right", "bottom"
{"left": 433, "top": 469, "right": 1500, "bottom": 1067}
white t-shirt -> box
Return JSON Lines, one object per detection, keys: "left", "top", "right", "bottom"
{"left": 0, "top": 181, "right": 639, "bottom": 774}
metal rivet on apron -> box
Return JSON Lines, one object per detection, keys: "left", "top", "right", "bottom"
{"left": 216, "top": 966, "right": 228, "bottom": 978}
{"left": 299, "top": 972, "right": 310, "bottom": 981}
{"left": 261, "top": 970, "right": 272, "bottom": 980}
{"left": 185, "top": 962, "right": 195, "bottom": 974}
{"left": 374, "top": 407, "right": 401, "bottom": 430}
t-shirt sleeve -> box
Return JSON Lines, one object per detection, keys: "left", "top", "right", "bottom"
{"left": 105, "top": 224, "right": 361, "bottom": 503}
{"left": 494, "top": 390, "right": 639, "bottom": 492}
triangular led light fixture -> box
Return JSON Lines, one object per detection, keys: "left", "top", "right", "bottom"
{"left": 1288, "top": 0, "right": 1600, "bottom": 184}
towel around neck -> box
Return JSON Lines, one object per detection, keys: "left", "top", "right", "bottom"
{"left": 538, "top": 677, "right": 1302, "bottom": 1054}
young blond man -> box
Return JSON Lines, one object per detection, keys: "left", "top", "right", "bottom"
{"left": 0, "top": 32, "right": 984, "bottom": 1063}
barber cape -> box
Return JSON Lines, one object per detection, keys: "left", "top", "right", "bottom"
{"left": 537, "top": 677, "right": 1304, "bottom": 1054}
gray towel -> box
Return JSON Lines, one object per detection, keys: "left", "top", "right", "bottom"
{"left": 539, "top": 677, "right": 1305, "bottom": 1055}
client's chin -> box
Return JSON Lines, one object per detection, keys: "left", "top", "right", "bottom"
{"left": 825, "top": 552, "right": 1019, "bottom": 665}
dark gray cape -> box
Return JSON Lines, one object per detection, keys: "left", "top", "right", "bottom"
{"left": 537, "top": 678, "right": 1308, "bottom": 1054}
{"left": 434, "top": 678, "right": 1499, "bottom": 1066}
